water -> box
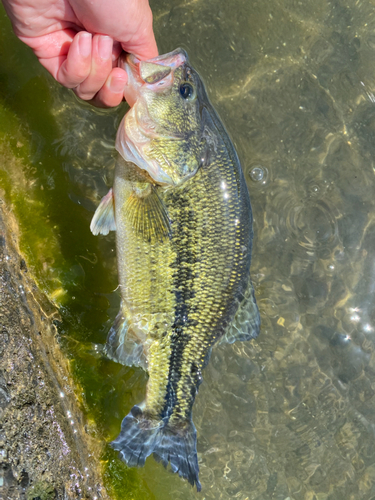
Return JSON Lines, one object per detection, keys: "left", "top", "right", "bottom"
{"left": 1, "top": 0, "right": 375, "bottom": 498}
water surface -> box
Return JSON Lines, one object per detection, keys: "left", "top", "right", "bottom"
{"left": 1, "top": 1, "right": 375, "bottom": 499}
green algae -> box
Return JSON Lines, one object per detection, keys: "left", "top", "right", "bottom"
{"left": 0, "top": 7, "right": 148, "bottom": 499}
{"left": 27, "top": 481, "right": 56, "bottom": 500}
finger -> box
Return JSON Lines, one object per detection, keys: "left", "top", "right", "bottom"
{"left": 19, "top": 29, "right": 77, "bottom": 59}
{"left": 74, "top": 34, "right": 113, "bottom": 100}
{"left": 123, "top": 32, "right": 158, "bottom": 61}
{"left": 90, "top": 67, "right": 127, "bottom": 108}
{"left": 57, "top": 31, "right": 93, "bottom": 88}
{"left": 120, "top": 7, "right": 158, "bottom": 60}
{"left": 21, "top": 29, "right": 78, "bottom": 80}
{"left": 124, "top": 33, "right": 158, "bottom": 61}
{"left": 25, "top": 31, "right": 124, "bottom": 89}
{"left": 112, "top": 41, "right": 123, "bottom": 65}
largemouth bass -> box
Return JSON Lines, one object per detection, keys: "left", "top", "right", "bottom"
{"left": 91, "top": 48, "right": 260, "bottom": 491}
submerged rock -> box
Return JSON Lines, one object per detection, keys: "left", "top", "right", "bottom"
{"left": 0, "top": 202, "right": 108, "bottom": 499}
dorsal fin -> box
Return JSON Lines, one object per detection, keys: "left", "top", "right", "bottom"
{"left": 90, "top": 188, "right": 116, "bottom": 236}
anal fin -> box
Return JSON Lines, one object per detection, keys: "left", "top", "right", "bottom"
{"left": 90, "top": 188, "right": 116, "bottom": 236}
{"left": 105, "top": 310, "right": 148, "bottom": 371}
{"left": 219, "top": 278, "right": 260, "bottom": 345}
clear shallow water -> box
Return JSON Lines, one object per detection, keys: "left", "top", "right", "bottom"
{"left": 1, "top": 0, "right": 375, "bottom": 499}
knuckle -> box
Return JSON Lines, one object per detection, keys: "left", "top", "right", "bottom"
{"left": 72, "top": 68, "right": 90, "bottom": 82}
{"left": 58, "top": 70, "right": 89, "bottom": 89}
{"left": 92, "top": 90, "right": 122, "bottom": 109}
{"left": 74, "top": 87, "right": 96, "bottom": 101}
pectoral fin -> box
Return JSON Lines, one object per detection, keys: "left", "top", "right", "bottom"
{"left": 219, "top": 278, "right": 260, "bottom": 344}
{"left": 90, "top": 188, "right": 116, "bottom": 235}
{"left": 124, "top": 185, "right": 171, "bottom": 241}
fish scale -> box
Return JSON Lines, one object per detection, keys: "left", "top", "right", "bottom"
{"left": 138, "top": 150, "right": 248, "bottom": 438}
{"left": 90, "top": 48, "right": 260, "bottom": 491}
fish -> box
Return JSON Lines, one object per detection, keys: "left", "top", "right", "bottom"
{"left": 90, "top": 48, "right": 260, "bottom": 491}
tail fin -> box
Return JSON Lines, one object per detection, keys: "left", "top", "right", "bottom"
{"left": 111, "top": 405, "right": 201, "bottom": 491}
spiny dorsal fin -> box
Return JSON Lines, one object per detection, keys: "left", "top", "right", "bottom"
{"left": 90, "top": 188, "right": 116, "bottom": 236}
{"left": 124, "top": 186, "right": 171, "bottom": 241}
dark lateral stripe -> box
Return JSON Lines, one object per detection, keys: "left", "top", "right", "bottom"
{"left": 160, "top": 188, "right": 199, "bottom": 422}
{"left": 160, "top": 332, "right": 191, "bottom": 421}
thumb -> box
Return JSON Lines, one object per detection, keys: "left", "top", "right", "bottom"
{"left": 121, "top": 18, "right": 158, "bottom": 60}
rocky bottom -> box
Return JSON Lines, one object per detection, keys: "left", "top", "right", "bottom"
{"left": 0, "top": 200, "right": 108, "bottom": 500}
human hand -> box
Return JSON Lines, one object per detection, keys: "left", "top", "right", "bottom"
{"left": 1, "top": 0, "right": 158, "bottom": 107}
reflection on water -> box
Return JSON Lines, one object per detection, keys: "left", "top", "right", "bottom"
{"left": 1, "top": 0, "right": 375, "bottom": 498}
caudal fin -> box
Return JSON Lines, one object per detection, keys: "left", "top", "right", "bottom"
{"left": 111, "top": 405, "right": 201, "bottom": 491}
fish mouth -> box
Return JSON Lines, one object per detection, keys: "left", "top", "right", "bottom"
{"left": 120, "top": 49, "right": 188, "bottom": 106}
{"left": 116, "top": 49, "right": 194, "bottom": 186}
{"left": 126, "top": 48, "right": 188, "bottom": 72}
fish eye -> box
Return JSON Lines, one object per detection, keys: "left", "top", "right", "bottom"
{"left": 179, "top": 82, "right": 195, "bottom": 100}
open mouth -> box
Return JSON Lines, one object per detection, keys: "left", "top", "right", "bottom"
{"left": 126, "top": 48, "right": 188, "bottom": 73}
{"left": 121, "top": 49, "right": 188, "bottom": 106}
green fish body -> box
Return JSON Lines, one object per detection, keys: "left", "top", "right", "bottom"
{"left": 91, "top": 49, "right": 260, "bottom": 491}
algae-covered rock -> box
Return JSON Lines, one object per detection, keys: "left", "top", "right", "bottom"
{"left": 0, "top": 201, "right": 108, "bottom": 499}
{"left": 27, "top": 481, "right": 56, "bottom": 500}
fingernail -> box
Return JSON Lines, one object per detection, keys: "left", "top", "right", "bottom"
{"left": 109, "top": 74, "right": 127, "bottom": 93}
{"left": 78, "top": 32, "right": 91, "bottom": 58}
{"left": 99, "top": 36, "right": 113, "bottom": 59}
